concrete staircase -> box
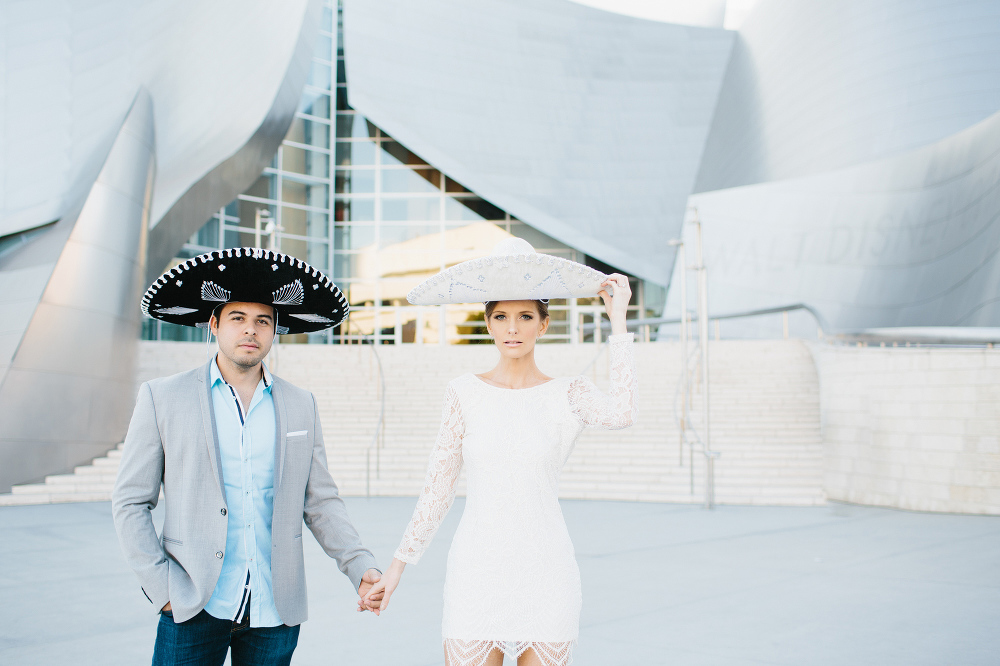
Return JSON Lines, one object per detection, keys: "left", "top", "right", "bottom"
{"left": 0, "top": 444, "right": 124, "bottom": 506}
{"left": 0, "top": 340, "right": 825, "bottom": 506}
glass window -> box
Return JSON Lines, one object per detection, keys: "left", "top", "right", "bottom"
{"left": 223, "top": 226, "right": 260, "bottom": 249}
{"left": 244, "top": 174, "right": 277, "bottom": 201}
{"left": 281, "top": 177, "right": 329, "bottom": 209}
{"left": 330, "top": 255, "right": 354, "bottom": 283}
{"left": 283, "top": 145, "right": 330, "bottom": 178}
{"left": 334, "top": 223, "right": 376, "bottom": 250}
{"left": 307, "top": 240, "right": 329, "bottom": 271}
{"left": 334, "top": 198, "right": 375, "bottom": 222}
{"left": 315, "top": 34, "right": 334, "bottom": 61}
{"left": 157, "top": 321, "right": 207, "bottom": 342}
{"left": 336, "top": 113, "right": 374, "bottom": 139}
{"left": 335, "top": 140, "right": 376, "bottom": 166}
{"left": 336, "top": 86, "right": 350, "bottom": 111}
{"left": 445, "top": 196, "right": 504, "bottom": 221}
{"left": 309, "top": 61, "right": 332, "bottom": 90}
{"left": 378, "top": 224, "right": 441, "bottom": 249}
{"left": 299, "top": 92, "right": 331, "bottom": 119}
{"left": 237, "top": 200, "right": 277, "bottom": 231}
{"left": 381, "top": 168, "right": 441, "bottom": 193}
{"left": 445, "top": 177, "right": 472, "bottom": 193}
{"left": 280, "top": 236, "right": 309, "bottom": 263}
{"left": 286, "top": 118, "right": 330, "bottom": 149}
{"left": 191, "top": 216, "right": 219, "bottom": 247}
{"left": 335, "top": 168, "right": 375, "bottom": 194}
{"left": 382, "top": 197, "right": 440, "bottom": 221}
{"left": 509, "top": 222, "right": 570, "bottom": 252}
{"left": 336, "top": 59, "right": 346, "bottom": 85}
{"left": 224, "top": 200, "right": 238, "bottom": 217}
{"left": 381, "top": 141, "right": 428, "bottom": 167}
{"left": 282, "top": 207, "right": 329, "bottom": 239}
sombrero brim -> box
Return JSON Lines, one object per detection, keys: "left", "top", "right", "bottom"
{"left": 141, "top": 248, "right": 348, "bottom": 334}
{"left": 407, "top": 252, "right": 607, "bottom": 305}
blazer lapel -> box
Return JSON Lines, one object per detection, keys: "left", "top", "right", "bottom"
{"left": 272, "top": 378, "right": 288, "bottom": 494}
{"left": 199, "top": 359, "right": 226, "bottom": 500}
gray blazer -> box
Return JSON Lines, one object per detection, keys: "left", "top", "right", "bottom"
{"left": 112, "top": 359, "right": 377, "bottom": 625}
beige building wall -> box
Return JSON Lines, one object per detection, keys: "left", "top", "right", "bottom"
{"left": 812, "top": 344, "right": 1000, "bottom": 515}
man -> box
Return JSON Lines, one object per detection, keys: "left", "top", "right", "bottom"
{"left": 113, "top": 248, "right": 379, "bottom": 665}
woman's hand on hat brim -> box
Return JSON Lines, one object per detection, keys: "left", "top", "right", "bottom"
{"left": 598, "top": 273, "right": 631, "bottom": 335}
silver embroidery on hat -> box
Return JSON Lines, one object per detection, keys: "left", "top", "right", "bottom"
{"left": 201, "top": 281, "right": 231, "bottom": 302}
{"left": 155, "top": 306, "right": 199, "bottom": 315}
{"left": 273, "top": 279, "right": 304, "bottom": 306}
{"left": 288, "top": 313, "right": 334, "bottom": 323}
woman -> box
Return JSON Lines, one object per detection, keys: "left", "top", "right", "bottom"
{"left": 363, "top": 239, "right": 638, "bottom": 666}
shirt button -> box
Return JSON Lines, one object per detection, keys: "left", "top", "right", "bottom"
{"left": 220, "top": 508, "right": 227, "bottom": 516}
{"left": 216, "top": 551, "right": 223, "bottom": 559}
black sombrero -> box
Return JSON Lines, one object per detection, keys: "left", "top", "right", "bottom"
{"left": 141, "top": 248, "right": 348, "bottom": 335}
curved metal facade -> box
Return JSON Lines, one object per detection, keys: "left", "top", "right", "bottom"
{"left": 654, "top": 0, "right": 1000, "bottom": 333}
{"left": 0, "top": 91, "right": 154, "bottom": 493}
{"left": 342, "top": 0, "right": 734, "bottom": 284}
{"left": 668, "top": 109, "right": 1000, "bottom": 332}
{"left": 0, "top": 0, "right": 321, "bottom": 490}
{"left": 0, "top": 0, "right": 315, "bottom": 239}
{"left": 694, "top": 0, "right": 1000, "bottom": 192}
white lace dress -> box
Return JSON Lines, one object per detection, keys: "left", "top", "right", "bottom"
{"left": 394, "top": 333, "right": 637, "bottom": 666}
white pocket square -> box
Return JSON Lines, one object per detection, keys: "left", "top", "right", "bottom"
{"left": 287, "top": 430, "right": 308, "bottom": 437}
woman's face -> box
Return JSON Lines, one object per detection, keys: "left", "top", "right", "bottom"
{"left": 485, "top": 300, "right": 549, "bottom": 359}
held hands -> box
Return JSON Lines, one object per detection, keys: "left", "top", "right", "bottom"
{"left": 357, "top": 568, "right": 383, "bottom": 613}
{"left": 357, "top": 558, "right": 406, "bottom": 616}
{"left": 597, "top": 273, "right": 631, "bottom": 335}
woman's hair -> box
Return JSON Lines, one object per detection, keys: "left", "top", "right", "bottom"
{"left": 484, "top": 300, "right": 549, "bottom": 320}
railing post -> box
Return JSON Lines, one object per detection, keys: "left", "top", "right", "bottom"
{"left": 394, "top": 305, "right": 402, "bottom": 345}
{"left": 692, "top": 208, "right": 715, "bottom": 510}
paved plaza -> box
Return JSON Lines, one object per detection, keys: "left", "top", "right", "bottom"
{"left": 1, "top": 498, "right": 998, "bottom": 665}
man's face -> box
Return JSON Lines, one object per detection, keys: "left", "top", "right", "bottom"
{"left": 210, "top": 302, "right": 275, "bottom": 369}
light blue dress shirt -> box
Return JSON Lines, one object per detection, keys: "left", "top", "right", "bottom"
{"left": 204, "top": 357, "right": 283, "bottom": 627}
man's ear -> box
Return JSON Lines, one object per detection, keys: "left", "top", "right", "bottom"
{"left": 209, "top": 315, "right": 218, "bottom": 336}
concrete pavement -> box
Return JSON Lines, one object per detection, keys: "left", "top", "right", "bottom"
{"left": 1, "top": 498, "right": 998, "bottom": 665}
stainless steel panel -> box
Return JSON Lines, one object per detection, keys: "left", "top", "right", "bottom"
{"left": 666, "top": 108, "right": 1000, "bottom": 331}
{"left": 694, "top": 0, "right": 1000, "bottom": 193}
{"left": 342, "top": 0, "right": 734, "bottom": 283}
{"left": 0, "top": 90, "right": 155, "bottom": 492}
{"left": 145, "top": 0, "right": 323, "bottom": 283}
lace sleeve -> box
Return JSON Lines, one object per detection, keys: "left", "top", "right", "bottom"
{"left": 569, "top": 333, "right": 637, "bottom": 429}
{"left": 394, "top": 383, "right": 465, "bottom": 564}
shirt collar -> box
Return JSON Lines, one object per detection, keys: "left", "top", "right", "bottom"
{"left": 211, "top": 355, "right": 272, "bottom": 392}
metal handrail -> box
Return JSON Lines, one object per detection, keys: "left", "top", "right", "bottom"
{"left": 580, "top": 340, "right": 609, "bottom": 377}
{"left": 345, "top": 319, "right": 387, "bottom": 499}
{"left": 672, "top": 337, "right": 721, "bottom": 494}
{"left": 581, "top": 303, "right": 829, "bottom": 333}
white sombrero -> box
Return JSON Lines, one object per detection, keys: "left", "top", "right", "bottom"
{"left": 407, "top": 238, "right": 608, "bottom": 305}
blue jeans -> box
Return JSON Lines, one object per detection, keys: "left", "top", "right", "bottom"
{"left": 152, "top": 610, "right": 299, "bottom": 666}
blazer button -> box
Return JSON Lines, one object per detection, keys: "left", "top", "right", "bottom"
{"left": 216, "top": 551, "right": 224, "bottom": 559}
{"left": 221, "top": 508, "right": 227, "bottom": 516}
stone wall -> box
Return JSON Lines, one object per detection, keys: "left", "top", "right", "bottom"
{"left": 810, "top": 344, "right": 1000, "bottom": 515}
